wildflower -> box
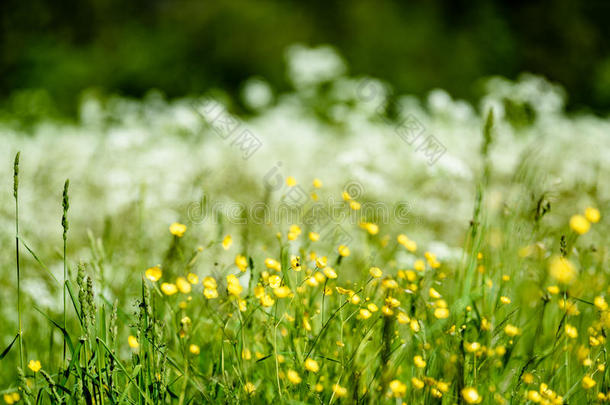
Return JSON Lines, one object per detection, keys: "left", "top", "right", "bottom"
{"left": 569, "top": 215, "right": 590, "bottom": 234}
{"left": 397, "top": 234, "right": 417, "bottom": 252}
{"left": 227, "top": 275, "right": 243, "bottom": 296}
{"left": 359, "top": 308, "right": 372, "bottom": 319}
{"left": 244, "top": 382, "right": 256, "bottom": 395}
{"left": 465, "top": 342, "right": 481, "bottom": 353}
{"left": 582, "top": 376, "right": 596, "bottom": 389}
{"left": 286, "top": 176, "right": 297, "bottom": 187}
{"left": 565, "top": 324, "right": 578, "bottom": 339}
{"left": 176, "top": 277, "right": 192, "bottom": 294}
{"left": 461, "top": 387, "right": 482, "bottom": 404}
{"left": 367, "top": 303, "right": 378, "bottom": 312}
{"left": 287, "top": 370, "right": 302, "bottom": 384}
{"left": 584, "top": 207, "right": 601, "bottom": 223}
{"left": 500, "top": 296, "right": 511, "bottom": 304}
{"left": 268, "top": 275, "right": 282, "bottom": 288}
{"left": 323, "top": 267, "right": 338, "bottom": 279}
{"left": 260, "top": 294, "right": 275, "bottom": 307}
{"left": 410, "top": 319, "right": 421, "bottom": 332}
{"left": 332, "top": 384, "right": 347, "bottom": 397}
{"left": 309, "top": 232, "right": 320, "bottom": 241}
{"left": 411, "top": 377, "right": 425, "bottom": 389}
{"left": 204, "top": 288, "right": 218, "bottom": 299}
{"left": 242, "top": 349, "right": 251, "bottom": 360}
{"left": 265, "top": 258, "right": 282, "bottom": 271}
{"left": 527, "top": 391, "right": 541, "bottom": 402}
{"left": 189, "top": 344, "right": 200, "bottom": 355}
{"left": 397, "top": 312, "right": 410, "bottom": 324}
{"left": 169, "top": 222, "right": 187, "bottom": 237}
{"left": 549, "top": 256, "right": 577, "bottom": 284}
{"left": 594, "top": 296, "right": 608, "bottom": 311}
{"left": 429, "top": 288, "right": 441, "bottom": 299}
{"left": 235, "top": 255, "right": 248, "bottom": 272}
{"left": 28, "top": 359, "right": 42, "bottom": 373}
{"left": 290, "top": 255, "right": 301, "bottom": 271}
{"left": 414, "top": 355, "right": 426, "bottom": 368}
{"left": 273, "top": 286, "right": 292, "bottom": 298}
{"left": 305, "top": 358, "right": 319, "bottom": 373}
{"left": 361, "top": 222, "right": 378, "bottom": 234}
{"left": 547, "top": 285, "right": 560, "bottom": 294}
{"left": 222, "top": 235, "right": 233, "bottom": 250}
{"left": 389, "top": 380, "right": 407, "bottom": 397}
{"left": 128, "top": 335, "right": 139, "bottom": 349}
{"left": 434, "top": 307, "right": 450, "bottom": 319}
{"left": 145, "top": 266, "right": 162, "bottom": 282}
{"left": 414, "top": 259, "right": 425, "bottom": 271}
{"left": 349, "top": 200, "right": 361, "bottom": 210}
{"left": 350, "top": 294, "right": 361, "bottom": 305}
{"left": 161, "top": 283, "right": 178, "bottom": 295}
{"left": 315, "top": 256, "right": 327, "bottom": 268}
{"left": 238, "top": 299, "right": 247, "bottom": 311}
{"left": 369, "top": 267, "right": 382, "bottom": 278}
{"left": 312, "top": 178, "right": 322, "bottom": 188}
{"left": 338, "top": 245, "right": 350, "bottom": 257}
{"left": 186, "top": 273, "right": 199, "bottom": 284}
{"left": 504, "top": 324, "right": 520, "bottom": 337}
{"left": 382, "top": 305, "right": 394, "bottom": 316}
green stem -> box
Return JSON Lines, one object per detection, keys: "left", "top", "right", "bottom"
{"left": 14, "top": 152, "right": 24, "bottom": 372}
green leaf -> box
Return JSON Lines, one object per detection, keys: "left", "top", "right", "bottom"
{"left": 0, "top": 334, "right": 19, "bottom": 360}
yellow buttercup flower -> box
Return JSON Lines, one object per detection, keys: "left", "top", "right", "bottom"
{"left": 584, "top": 207, "right": 600, "bottom": 223}
{"left": 203, "top": 288, "right": 218, "bottom": 299}
{"left": 569, "top": 214, "right": 590, "bottom": 235}
{"left": 312, "top": 178, "right": 322, "bottom": 188}
{"left": 414, "top": 355, "right": 426, "bottom": 368}
{"left": 500, "top": 296, "right": 511, "bottom": 304}
{"left": 202, "top": 276, "right": 217, "bottom": 289}
{"left": 411, "top": 377, "right": 425, "bottom": 389}
{"left": 369, "top": 267, "right": 382, "bottom": 278}
{"left": 309, "top": 232, "right": 320, "bottom": 242}
{"left": 161, "top": 283, "right": 178, "bottom": 296}
{"left": 434, "top": 307, "right": 450, "bottom": 319}
{"left": 273, "top": 286, "right": 292, "bottom": 298}
{"left": 290, "top": 255, "right": 301, "bottom": 271}
{"left": 332, "top": 384, "right": 347, "bottom": 397}
{"left": 176, "top": 277, "right": 192, "bottom": 294}
{"left": 315, "top": 256, "right": 327, "bottom": 268}
{"left": 338, "top": 245, "right": 350, "bottom": 257}
{"left": 265, "top": 258, "right": 282, "bottom": 271}
{"left": 222, "top": 234, "right": 233, "bottom": 250}
{"left": 461, "top": 387, "right": 482, "bottom": 404}
{"left": 260, "top": 294, "right": 275, "bottom": 307}
{"left": 145, "top": 266, "right": 162, "bottom": 282}
{"left": 287, "top": 369, "right": 302, "bottom": 384}
{"left": 305, "top": 358, "right": 319, "bottom": 373}
{"left": 582, "top": 375, "right": 596, "bottom": 389}
{"left": 349, "top": 200, "right": 361, "bottom": 210}
{"left": 235, "top": 254, "right": 248, "bottom": 272}
{"left": 128, "top": 335, "right": 139, "bottom": 349}
{"left": 186, "top": 272, "right": 198, "bottom": 284}
{"left": 169, "top": 222, "right": 187, "bottom": 237}
{"left": 28, "top": 359, "right": 42, "bottom": 373}
{"left": 504, "top": 324, "right": 520, "bottom": 337}
{"left": 189, "top": 344, "right": 200, "bottom": 355}
{"left": 549, "top": 256, "right": 577, "bottom": 284}
{"left": 389, "top": 380, "right": 407, "bottom": 397}
{"left": 429, "top": 288, "right": 441, "bottom": 299}
{"left": 565, "top": 324, "right": 578, "bottom": 339}
{"left": 244, "top": 382, "right": 256, "bottom": 395}
{"left": 226, "top": 274, "right": 243, "bottom": 296}
{"left": 323, "top": 267, "right": 338, "bottom": 279}
{"left": 359, "top": 308, "right": 372, "bottom": 319}
{"left": 286, "top": 176, "right": 297, "bottom": 187}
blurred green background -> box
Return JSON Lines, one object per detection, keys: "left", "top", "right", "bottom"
{"left": 2, "top": 0, "right": 610, "bottom": 120}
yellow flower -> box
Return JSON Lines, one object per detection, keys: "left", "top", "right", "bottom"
{"left": 332, "top": 384, "right": 347, "bottom": 397}
{"left": 414, "top": 259, "right": 425, "bottom": 271}
{"left": 28, "top": 359, "right": 41, "bottom": 373}
{"left": 169, "top": 222, "right": 187, "bottom": 237}
{"left": 273, "top": 286, "right": 292, "bottom": 298}
{"left": 504, "top": 324, "right": 520, "bottom": 337}
{"left": 500, "top": 296, "right": 511, "bottom": 304}
{"left": 244, "top": 382, "right": 256, "bottom": 395}
{"left": 176, "top": 277, "right": 192, "bottom": 294}
{"left": 286, "top": 176, "right": 297, "bottom": 187}
{"left": 549, "top": 256, "right": 577, "bottom": 284}
{"left": 361, "top": 222, "right": 378, "bottom": 234}
{"left": 350, "top": 294, "right": 361, "bottom": 305}
{"left": 389, "top": 379, "right": 407, "bottom": 397}
{"left": 309, "top": 232, "right": 320, "bottom": 242}
{"left": 429, "top": 288, "right": 441, "bottom": 299}
{"left": 569, "top": 214, "right": 590, "bottom": 234}
{"left": 189, "top": 344, "right": 200, "bottom": 355}
{"left": 161, "top": 283, "right": 178, "bottom": 296}
{"left": 202, "top": 276, "right": 217, "bottom": 289}
{"left": 290, "top": 255, "right": 301, "bottom": 271}
{"left": 565, "top": 324, "right": 578, "bottom": 339}
{"left": 128, "top": 335, "right": 139, "bottom": 349}
{"left": 594, "top": 296, "right": 608, "bottom": 311}
{"left": 203, "top": 288, "right": 218, "bottom": 299}
{"left": 359, "top": 308, "right": 372, "bottom": 319}
{"left": 312, "top": 178, "right": 322, "bottom": 188}
{"left": 410, "top": 319, "right": 421, "bottom": 332}
{"left": 411, "top": 377, "right": 425, "bottom": 389}
{"left": 227, "top": 274, "right": 243, "bottom": 296}
{"left": 397, "top": 312, "right": 410, "bottom": 324}
{"left": 461, "top": 387, "right": 482, "bottom": 404}
{"left": 265, "top": 258, "right": 282, "bottom": 271}
{"left": 434, "top": 308, "right": 450, "bottom": 319}
{"left": 582, "top": 375, "right": 596, "bottom": 389}
{"left": 315, "top": 256, "right": 327, "bottom": 268}
{"left": 349, "top": 200, "right": 361, "bottom": 210}
{"left": 260, "top": 294, "right": 275, "bottom": 307}
{"left": 222, "top": 235, "right": 233, "bottom": 250}
{"left": 584, "top": 207, "right": 601, "bottom": 223}
{"left": 145, "top": 266, "right": 162, "bottom": 282}
{"left": 305, "top": 358, "right": 319, "bottom": 373}
{"left": 414, "top": 355, "right": 426, "bottom": 368}
{"left": 186, "top": 273, "right": 198, "bottom": 284}
{"left": 287, "top": 369, "right": 302, "bottom": 384}
{"left": 547, "top": 285, "right": 560, "bottom": 294}
{"left": 235, "top": 254, "right": 248, "bottom": 272}
{"left": 3, "top": 393, "right": 20, "bottom": 405}
{"left": 268, "top": 274, "right": 282, "bottom": 288}
{"left": 338, "top": 245, "right": 350, "bottom": 257}
{"left": 465, "top": 342, "right": 481, "bottom": 353}
{"left": 323, "top": 267, "right": 338, "bottom": 279}
{"left": 367, "top": 303, "right": 378, "bottom": 312}
{"left": 397, "top": 234, "right": 417, "bottom": 252}
{"left": 527, "top": 391, "right": 541, "bottom": 402}
{"left": 369, "top": 267, "right": 382, "bottom": 278}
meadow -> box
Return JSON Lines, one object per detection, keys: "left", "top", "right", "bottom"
{"left": 1, "top": 46, "right": 609, "bottom": 404}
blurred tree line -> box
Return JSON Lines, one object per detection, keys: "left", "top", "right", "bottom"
{"left": 1, "top": 0, "right": 610, "bottom": 120}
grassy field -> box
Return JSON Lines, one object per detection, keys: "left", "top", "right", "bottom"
{"left": 1, "top": 50, "right": 609, "bottom": 404}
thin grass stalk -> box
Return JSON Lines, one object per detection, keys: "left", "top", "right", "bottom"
{"left": 13, "top": 152, "right": 24, "bottom": 372}
{"left": 62, "top": 179, "right": 70, "bottom": 364}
